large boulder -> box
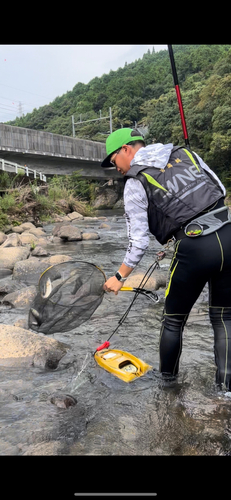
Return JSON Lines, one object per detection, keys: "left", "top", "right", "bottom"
{"left": 12, "top": 257, "right": 51, "bottom": 284}
{"left": 55, "top": 225, "right": 82, "bottom": 241}
{"left": 1, "top": 233, "right": 22, "bottom": 248}
{"left": 31, "top": 245, "right": 50, "bottom": 257}
{"left": 92, "top": 187, "right": 118, "bottom": 209}
{"left": 19, "top": 232, "right": 40, "bottom": 247}
{"left": 82, "top": 232, "right": 100, "bottom": 240}
{"left": 1, "top": 285, "right": 37, "bottom": 309}
{"left": 66, "top": 211, "right": 84, "bottom": 221}
{"left": 125, "top": 271, "right": 167, "bottom": 290}
{"left": 28, "top": 227, "right": 47, "bottom": 238}
{"left": 13, "top": 222, "right": 36, "bottom": 234}
{"left": 36, "top": 237, "right": 49, "bottom": 248}
{"left": 0, "top": 324, "right": 69, "bottom": 369}
{"left": 12, "top": 254, "right": 73, "bottom": 284}
{"left": 43, "top": 255, "right": 73, "bottom": 265}
{"left": 0, "top": 279, "right": 25, "bottom": 296}
{"left": 0, "top": 247, "right": 30, "bottom": 270}
{"left": 52, "top": 222, "right": 70, "bottom": 237}
{"left": 0, "top": 232, "right": 7, "bottom": 245}
{"left": 0, "top": 268, "right": 13, "bottom": 279}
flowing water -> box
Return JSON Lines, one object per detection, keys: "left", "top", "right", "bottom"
{"left": 0, "top": 210, "right": 231, "bottom": 459}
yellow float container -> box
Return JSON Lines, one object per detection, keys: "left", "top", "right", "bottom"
{"left": 94, "top": 348, "right": 152, "bottom": 383}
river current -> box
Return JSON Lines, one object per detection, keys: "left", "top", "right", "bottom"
{"left": 0, "top": 210, "right": 231, "bottom": 464}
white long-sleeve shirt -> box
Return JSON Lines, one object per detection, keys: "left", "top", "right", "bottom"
{"left": 123, "top": 146, "right": 226, "bottom": 268}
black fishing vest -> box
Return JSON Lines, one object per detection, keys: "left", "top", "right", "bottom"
{"left": 125, "top": 146, "right": 224, "bottom": 245}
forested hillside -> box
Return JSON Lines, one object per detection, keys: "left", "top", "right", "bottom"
{"left": 6, "top": 44, "right": 231, "bottom": 188}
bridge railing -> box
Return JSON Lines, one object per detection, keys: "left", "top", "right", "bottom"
{"left": 0, "top": 124, "right": 106, "bottom": 162}
{"left": 0, "top": 159, "right": 46, "bottom": 182}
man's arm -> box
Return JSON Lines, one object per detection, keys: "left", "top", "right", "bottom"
{"left": 103, "top": 178, "right": 150, "bottom": 295}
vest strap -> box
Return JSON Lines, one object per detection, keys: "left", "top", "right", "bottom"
{"left": 174, "top": 206, "right": 231, "bottom": 240}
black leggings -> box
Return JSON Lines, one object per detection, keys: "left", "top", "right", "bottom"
{"left": 159, "top": 223, "right": 231, "bottom": 390}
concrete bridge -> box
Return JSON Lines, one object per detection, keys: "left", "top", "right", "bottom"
{"left": 0, "top": 123, "right": 120, "bottom": 179}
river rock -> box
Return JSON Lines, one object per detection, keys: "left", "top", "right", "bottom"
{"left": 43, "top": 255, "right": 73, "bottom": 265}
{"left": 57, "top": 225, "right": 82, "bottom": 241}
{"left": 52, "top": 215, "right": 67, "bottom": 223}
{"left": 125, "top": 271, "right": 167, "bottom": 290}
{"left": 66, "top": 211, "right": 84, "bottom": 221}
{"left": 1, "top": 233, "right": 22, "bottom": 248}
{"left": 12, "top": 255, "right": 73, "bottom": 285}
{"left": 113, "top": 198, "right": 124, "bottom": 209}
{"left": 1, "top": 285, "right": 37, "bottom": 308}
{"left": 28, "top": 228, "right": 47, "bottom": 238}
{"left": 13, "top": 222, "right": 36, "bottom": 233}
{"left": 92, "top": 187, "right": 118, "bottom": 209}
{"left": 12, "top": 258, "right": 51, "bottom": 284}
{"left": 0, "top": 279, "right": 26, "bottom": 295}
{"left": 98, "top": 223, "right": 111, "bottom": 230}
{"left": 19, "top": 232, "right": 40, "bottom": 247}
{"left": 0, "top": 247, "right": 30, "bottom": 270}
{"left": 31, "top": 245, "right": 50, "bottom": 257}
{"left": 0, "top": 324, "right": 69, "bottom": 369}
{"left": 46, "top": 235, "right": 62, "bottom": 245}
{"left": 0, "top": 232, "right": 7, "bottom": 245}
{"left": 52, "top": 222, "right": 70, "bottom": 237}
{"left": 82, "top": 232, "right": 100, "bottom": 240}
{"left": 36, "top": 237, "right": 49, "bottom": 248}
{"left": 13, "top": 318, "right": 29, "bottom": 329}
{"left": 22, "top": 441, "right": 63, "bottom": 456}
{"left": 12, "top": 255, "right": 72, "bottom": 284}
{"left": 50, "top": 392, "right": 77, "bottom": 408}
{"left": 0, "top": 268, "right": 13, "bottom": 279}
{"left": 83, "top": 217, "right": 99, "bottom": 221}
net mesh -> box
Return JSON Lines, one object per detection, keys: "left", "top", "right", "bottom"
{"left": 28, "top": 260, "right": 106, "bottom": 334}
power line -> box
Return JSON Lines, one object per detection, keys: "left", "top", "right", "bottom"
{"left": 0, "top": 93, "right": 42, "bottom": 110}
{"left": 0, "top": 102, "right": 17, "bottom": 110}
{"left": 0, "top": 94, "right": 21, "bottom": 103}
{"left": 0, "top": 81, "right": 52, "bottom": 100}
{"left": 0, "top": 111, "right": 16, "bottom": 116}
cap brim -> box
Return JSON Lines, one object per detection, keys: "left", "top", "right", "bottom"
{"left": 101, "top": 154, "right": 115, "bottom": 169}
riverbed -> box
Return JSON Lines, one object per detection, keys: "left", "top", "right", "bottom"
{"left": 0, "top": 210, "right": 231, "bottom": 464}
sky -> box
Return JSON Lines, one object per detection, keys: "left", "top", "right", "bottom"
{"left": 0, "top": 44, "right": 168, "bottom": 123}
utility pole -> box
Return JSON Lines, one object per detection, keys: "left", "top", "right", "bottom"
{"left": 109, "top": 106, "right": 112, "bottom": 133}
{"left": 72, "top": 107, "right": 112, "bottom": 137}
{"left": 72, "top": 115, "right": 75, "bottom": 138}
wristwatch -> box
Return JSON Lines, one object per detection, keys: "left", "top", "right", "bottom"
{"left": 115, "top": 271, "right": 127, "bottom": 282}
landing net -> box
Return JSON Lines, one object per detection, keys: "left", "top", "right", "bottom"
{"left": 28, "top": 260, "right": 106, "bottom": 334}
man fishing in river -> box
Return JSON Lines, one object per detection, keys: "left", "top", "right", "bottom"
{"left": 101, "top": 127, "right": 231, "bottom": 391}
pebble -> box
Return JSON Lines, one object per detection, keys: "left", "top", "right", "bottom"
{"left": 50, "top": 393, "right": 77, "bottom": 408}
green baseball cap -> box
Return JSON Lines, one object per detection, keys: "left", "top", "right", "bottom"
{"left": 101, "top": 128, "right": 144, "bottom": 168}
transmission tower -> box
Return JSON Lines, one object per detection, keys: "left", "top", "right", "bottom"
{"left": 18, "top": 101, "right": 23, "bottom": 117}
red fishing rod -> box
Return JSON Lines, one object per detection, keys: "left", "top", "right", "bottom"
{"left": 168, "top": 44, "right": 190, "bottom": 148}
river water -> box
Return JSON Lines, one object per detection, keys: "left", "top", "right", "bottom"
{"left": 0, "top": 210, "right": 231, "bottom": 462}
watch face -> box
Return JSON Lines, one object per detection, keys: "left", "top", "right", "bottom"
{"left": 115, "top": 272, "right": 121, "bottom": 281}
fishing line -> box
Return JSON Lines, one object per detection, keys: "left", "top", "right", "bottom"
{"left": 94, "top": 257, "right": 160, "bottom": 354}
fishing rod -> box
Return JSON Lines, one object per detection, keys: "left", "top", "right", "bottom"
{"left": 94, "top": 258, "right": 161, "bottom": 354}
{"left": 168, "top": 44, "right": 190, "bottom": 148}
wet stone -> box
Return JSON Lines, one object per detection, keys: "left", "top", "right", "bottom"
{"left": 50, "top": 393, "right": 77, "bottom": 409}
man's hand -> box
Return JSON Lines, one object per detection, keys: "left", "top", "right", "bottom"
{"left": 103, "top": 276, "right": 124, "bottom": 295}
